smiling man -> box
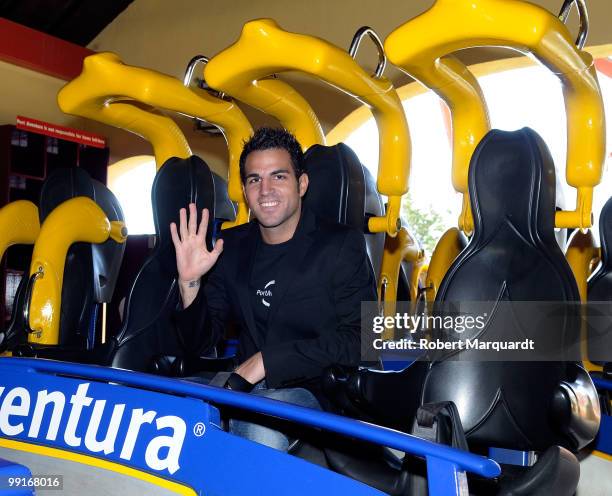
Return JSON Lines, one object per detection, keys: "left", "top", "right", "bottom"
{"left": 171, "top": 127, "right": 376, "bottom": 450}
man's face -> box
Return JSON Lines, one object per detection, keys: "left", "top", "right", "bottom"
{"left": 243, "top": 148, "right": 308, "bottom": 230}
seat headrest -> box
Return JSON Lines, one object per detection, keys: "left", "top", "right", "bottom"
{"left": 152, "top": 155, "right": 215, "bottom": 252}
{"left": 39, "top": 168, "right": 95, "bottom": 222}
{"left": 301, "top": 143, "right": 385, "bottom": 278}
{"left": 302, "top": 143, "right": 383, "bottom": 229}
{"left": 39, "top": 168, "right": 125, "bottom": 305}
{"left": 438, "top": 127, "right": 578, "bottom": 305}
{"left": 470, "top": 128, "right": 557, "bottom": 247}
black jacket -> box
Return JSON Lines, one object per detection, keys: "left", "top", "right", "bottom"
{"left": 173, "top": 208, "right": 377, "bottom": 392}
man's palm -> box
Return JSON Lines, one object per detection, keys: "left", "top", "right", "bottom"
{"left": 170, "top": 204, "right": 224, "bottom": 282}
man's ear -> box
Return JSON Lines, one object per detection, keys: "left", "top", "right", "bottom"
{"left": 298, "top": 172, "right": 309, "bottom": 197}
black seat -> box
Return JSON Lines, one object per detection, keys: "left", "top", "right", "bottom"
{"left": 40, "top": 168, "right": 97, "bottom": 348}
{"left": 424, "top": 128, "right": 583, "bottom": 451}
{"left": 4, "top": 168, "right": 125, "bottom": 353}
{"left": 100, "top": 155, "right": 233, "bottom": 372}
{"left": 587, "top": 196, "right": 612, "bottom": 370}
{"left": 303, "top": 143, "right": 385, "bottom": 281}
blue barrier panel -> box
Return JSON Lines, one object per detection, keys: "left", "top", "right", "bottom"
{"left": 592, "top": 376, "right": 612, "bottom": 392}
{"left": 426, "top": 456, "right": 465, "bottom": 495}
{"left": 0, "top": 458, "right": 33, "bottom": 496}
{"left": 381, "top": 349, "right": 422, "bottom": 371}
{"left": 0, "top": 357, "right": 500, "bottom": 495}
{"left": 488, "top": 447, "right": 534, "bottom": 467}
{"left": 594, "top": 414, "right": 612, "bottom": 455}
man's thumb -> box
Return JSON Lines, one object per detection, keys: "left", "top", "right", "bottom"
{"left": 212, "top": 238, "right": 224, "bottom": 255}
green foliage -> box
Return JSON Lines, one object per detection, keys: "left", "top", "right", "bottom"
{"left": 401, "top": 194, "right": 449, "bottom": 257}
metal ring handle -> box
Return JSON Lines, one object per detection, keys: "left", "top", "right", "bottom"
{"left": 183, "top": 54, "right": 228, "bottom": 105}
{"left": 348, "top": 26, "right": 387, "bottom": 79}
{"left": 558, "top": 0, "right": 589, "bottom": 49}
{"left": 183, "top": 55, "right": 210, "bottom": 87}
{"left": 23, "top": 266, "right": 44, "bottom": 335}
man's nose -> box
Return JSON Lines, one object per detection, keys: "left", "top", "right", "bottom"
{"left": 260, "top": 176, "right": 273, "bottom": 195}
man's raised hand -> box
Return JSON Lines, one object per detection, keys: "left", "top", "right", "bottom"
{"left": 170, "top": 203, "right": 224, "bottom": 307}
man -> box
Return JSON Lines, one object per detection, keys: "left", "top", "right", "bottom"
{"left": 171, "top": 127, "right": 376, "bottom": 449}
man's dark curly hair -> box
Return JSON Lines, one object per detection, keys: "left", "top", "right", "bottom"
{"left": 239, "top": 127, "right": 304, "bottom": 183}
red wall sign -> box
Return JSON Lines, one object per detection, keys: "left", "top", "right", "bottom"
{"left": 16, "top": 116, "right": 106, "bottom": 149}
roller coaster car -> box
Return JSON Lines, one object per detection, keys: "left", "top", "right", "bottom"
{"left": 322, "top": 128, "right": 601, "bottom": 495}
{"left": 0, "top": 131, "right": 599, "bottom": 495}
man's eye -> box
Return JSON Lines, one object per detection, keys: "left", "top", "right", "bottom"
{"left": 275, "top": 174, "right": 286, "bottom": 180}
{"left": 248, "top": 177, "right": 260, "bottom": 184}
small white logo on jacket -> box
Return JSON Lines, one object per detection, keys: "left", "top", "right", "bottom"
{"left": 256, "top": 280, "right": 275, "bottom": 307}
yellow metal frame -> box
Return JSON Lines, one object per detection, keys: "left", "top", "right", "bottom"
{"left": 205, "top": 19, "right": 411, "bottom": 237}
{"left": 0, "top": 200, "right": 40, "bottom": 261}
{"left": 329, "top": 45, "right": 612, "bottom": 145}
{"left": 565, "top": 230, "right": 603, "bottom": 372}
{"left": 218, "top": 76, "right": 325, "bottom": 151}
{"left": 28, "top": 197, "right": 127, "bottom": 346}
{"left": 384, "top": 0, "right": 605, "bottom": 230}
{"left": 58, "top": 52, "right": 253, "bottom": 226}
{"left": 378, "top": 227, "right": 424, "bottom": 340}
{"left": 424, "top": 227, "right": 466, "bottom": 304}
{"left": 384, "top": 46, "right": 490, "bottom": 233}
{"left": 75, "top": 101, "right": 190, "bottom": 168}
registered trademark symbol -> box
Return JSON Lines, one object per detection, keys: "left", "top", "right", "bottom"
{"left": 193, "top": 422, "right": 206, "bottom": 437}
